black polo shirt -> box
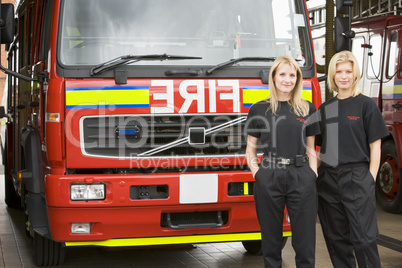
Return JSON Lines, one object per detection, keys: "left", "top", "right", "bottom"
{"left": 316, "top": 94, "right": 389, "bottom": 167}
{"left": 246, "top": 100, "right": 320, "bottom": 158}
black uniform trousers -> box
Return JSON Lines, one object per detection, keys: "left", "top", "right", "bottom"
{"left": 254, "top": 161, "right": 317, "bottom": 268}
{"left": 317, "top": 163, "right": 381, "bottom": 268}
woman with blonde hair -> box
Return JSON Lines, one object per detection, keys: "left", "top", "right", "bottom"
{"left": 266, "top": 55, "right": 310, "bottom": 116}
{"left": 327, "top": 50, "right": 362, "bottom": 97}
{"left": 316, "top": 51, "right": 388, "bottom": 267}
{"left": 246, "top": 55, "right": 320, "bottom": 267}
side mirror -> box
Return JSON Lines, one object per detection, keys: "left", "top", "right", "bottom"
{"left": 0, "top": 3, "right": 33, "bottom": 82}
{"left": 336, "top": 0, "right": 354, "bottom": 15}
{"left": 1, "top": 3, "right": 15, "bottom": 44}
{"left": 334, "top": 16, "right": 355, "bottom": 52}
{"left": 0, "top": 106, "right": 6, "bottom": 118}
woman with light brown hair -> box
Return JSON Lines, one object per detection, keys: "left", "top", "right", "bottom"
{"left": 246, "top": 55, "right": 320, "bottom": 267}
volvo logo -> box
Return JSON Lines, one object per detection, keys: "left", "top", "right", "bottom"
{"left": 116, "top": 125, "right": 141, "bottom": 139}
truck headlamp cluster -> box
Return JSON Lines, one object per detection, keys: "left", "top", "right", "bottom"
{"left": 71, "top": 223, "right": 91, "bottom": 234}
{"left": 70, "top": 184, "right": 105, "bottom": 201}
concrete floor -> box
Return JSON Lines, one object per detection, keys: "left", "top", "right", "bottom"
{"left": 0, "top": 172, "right": 401, "bottom": 267}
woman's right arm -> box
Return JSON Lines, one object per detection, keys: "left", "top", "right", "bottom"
{"left": 246, "top": 135, "right": 260, "bottom": 178}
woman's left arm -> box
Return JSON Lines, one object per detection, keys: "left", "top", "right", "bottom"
{"left": 369, "top": 139, "right": 382, "bottom": 181}
{"left": 306, "top": 135, "right": 318, "bottom": 177}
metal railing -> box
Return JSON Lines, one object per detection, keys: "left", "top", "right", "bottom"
{"left": 353, "top": 0, "right": 402, "bottom": 18}
{"left": 308, "top": 0, "right": 402, "bottom": 28}
{"left": 309, "top": 4, "right": 327, "bottom": 30}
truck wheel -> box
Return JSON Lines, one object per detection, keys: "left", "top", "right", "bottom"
{"left": 281, "top": 237, "right": 288, "bottom": 249}
{"left": 32, "top": 232, "right": 65, "bottom": 266}
{"left": 4, "top": 176, "right": 21, "bottom": 208}
{"left": 4, "top": 143, "right": 21, "bottom": 209}
{"left": 242, "top": 240, "right": 262, "bottom": 255}
{"left": 376, "top": 141, "right": 402, "bottom": 214}
{"left": 242, "top": 237, "right": 287, "bottom": 255}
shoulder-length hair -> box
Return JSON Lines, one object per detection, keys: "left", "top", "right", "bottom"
{"left": 327, "top": 50, "right": 361, "bottom": 97}
{"left": 266, "top": 55, "right": 309, "bottom": 117}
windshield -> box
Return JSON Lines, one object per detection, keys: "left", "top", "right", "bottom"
{"left": 59, "top": 0, "right": 311, "bottom": 68}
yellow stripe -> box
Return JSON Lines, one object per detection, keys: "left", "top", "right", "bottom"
{"left": 66, "top": 89, "right": 150, "bottom": 106}
{"left": 65, "top": 231, "right": 292, "bottom": 247}
{"left": 243, "top": 88, "right": 312, "bottom": 105}
{"left": 244, "top": 182, "right": 249, "bottom": 195}
{"left": 243, "top": 89, "right": 270, "bottom": 104}
{"left": 301, "top": 90, "right": 312, "bottom": 102}
{"left": 383, "top": 84, "right": 402, "bottom": 95}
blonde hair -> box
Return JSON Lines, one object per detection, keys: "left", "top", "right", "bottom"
{"left": 327, "top": 50, "right": 361, "bottom": 97}
{"left": 266, "top": 55, "right": 309, "bottom": 117}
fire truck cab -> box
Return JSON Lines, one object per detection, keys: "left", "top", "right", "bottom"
{"left": 351, "top": 14, "right": 402, "bottom": 213}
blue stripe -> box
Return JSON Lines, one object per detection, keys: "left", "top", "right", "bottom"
{"left": 243, "top": 86, "right": 312, "bottom": 90}
{"left": 243, "top": 86, "right": 269, "bottom": 90}
{"left": 243, "top": 103, "right": 253, "bottom": 107}
{"left": 394, "top": 81, "right": 402, "bottom": 85}
{"left": 66, "top": 104, "right": 150, "bottom": 109}
{"left": 66, "top": 86, "right": 149, "bottom": 91}
{"left": 383, "top": 94, "right": 402, "bottom": 98}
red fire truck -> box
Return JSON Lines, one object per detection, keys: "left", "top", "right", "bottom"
{"left": 346, "top": 14, "right": 402, "bottom": 214}
{"left": 0, "top": 0, "right": 321, "bottom": 265}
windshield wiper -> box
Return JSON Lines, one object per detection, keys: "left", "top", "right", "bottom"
{"left": 206, "top": 57, "right": 277, "bottom": 75}
{"left": 90, "top": 53, "right": 202, "bottom": 75}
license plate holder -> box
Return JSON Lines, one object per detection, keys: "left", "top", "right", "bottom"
{"left": 179, "top": 174, "right": 218, "bottom": 204}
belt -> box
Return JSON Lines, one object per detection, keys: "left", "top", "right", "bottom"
{"left": 264, "top": 155, "right": 309, "bottom": 167}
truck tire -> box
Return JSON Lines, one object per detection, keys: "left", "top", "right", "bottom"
{"left": 376, "top": 141, "right": 402, "bottom": 214}
{"left": 4, "top": 176, "right": 21, "bottom": 208}
{"left": 242, "top": 237, "right": 287, "bottom": 255}
{"left": 32, "top": 232, "right": 65, "bottom": 266}
{"left": 4, "top": 142, "right": 21, "bottom": 209}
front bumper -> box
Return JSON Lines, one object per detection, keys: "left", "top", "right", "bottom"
{"left": 45, "top": 171, "right": 291, "bottom": 243}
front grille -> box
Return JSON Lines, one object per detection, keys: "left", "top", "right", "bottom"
{"left": 81, "top": 114, "right": 247, "bottom": 158}
{"left": 161, "top": 211, "right": 229, "bottom": 229}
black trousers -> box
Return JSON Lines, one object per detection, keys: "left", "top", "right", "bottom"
{"left": 254, "top": 161, "right": 317, "bottom": 268}
{"left": 317, "top": 163, "right": 381, "bottom": 268}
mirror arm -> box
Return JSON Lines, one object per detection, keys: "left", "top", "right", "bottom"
{"left": 0, "top": 64, "right": 37, "bottom": 82}
{"left": 0, "top": 2, "right": 35, "bottom": 82}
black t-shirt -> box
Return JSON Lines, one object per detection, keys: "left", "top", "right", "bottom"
{"left": 246, "top": 100, "right": 320, "bottom": 158}
{"left": 316, "top": 94, "right": 389, "bottom": 166}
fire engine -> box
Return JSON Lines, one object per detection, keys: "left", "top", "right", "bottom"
{"left": 0, "top": 0, "right": 321, "bottom": 265}
{"left": 317, "top": 0, "right": 402, "bottom": 214}
{"left": 349, "top": 14, "right": 402, "bottom": 214}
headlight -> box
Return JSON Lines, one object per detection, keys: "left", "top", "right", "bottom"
{"left": 71, "top": 223, "right": 91, "bottom": 234}
{"left": 70, "top": 184, "right": 105, "bottom": 201}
